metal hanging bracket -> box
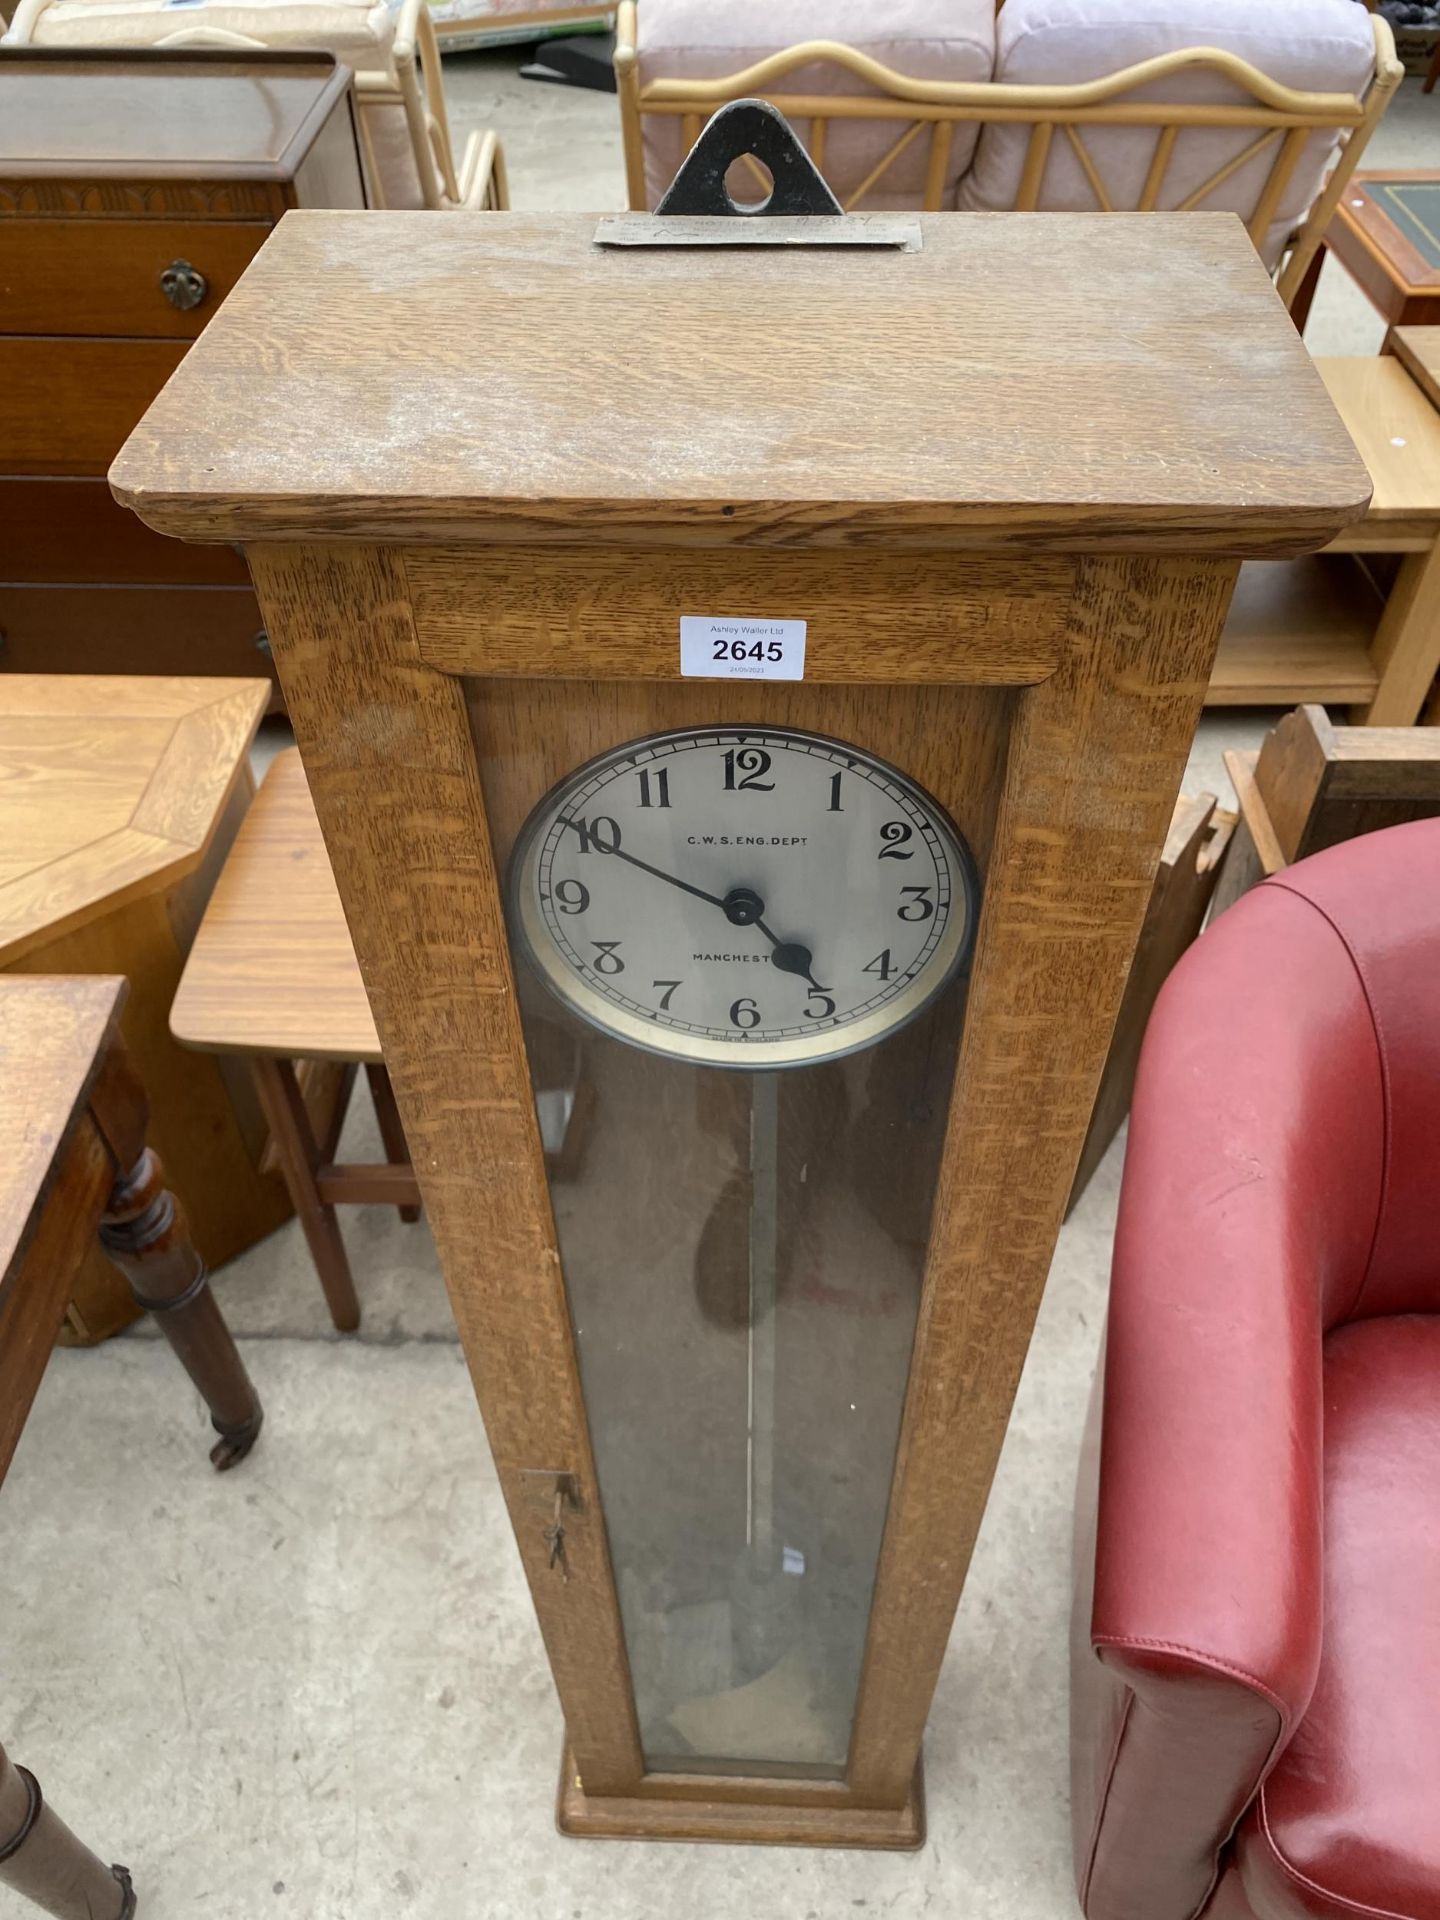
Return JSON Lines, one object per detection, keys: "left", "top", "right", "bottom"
{"left": 594, "top": 99, "right": 922, "bottom": 251}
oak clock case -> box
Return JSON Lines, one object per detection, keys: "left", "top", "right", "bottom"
{"left": 502, "top": 719, "right": 979, "bottom": 1773}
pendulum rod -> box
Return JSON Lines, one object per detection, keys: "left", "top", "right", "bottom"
{"left": 746, "top": 1071, "right": 780, "bottom": 1564}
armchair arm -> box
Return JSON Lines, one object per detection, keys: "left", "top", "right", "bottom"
{"left": 1074, "top": 884, "right": 1385, "bottom": 1920}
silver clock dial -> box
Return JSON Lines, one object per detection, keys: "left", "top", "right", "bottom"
{"left": 510, "top": 727, "right": 979, "bottom": 1069}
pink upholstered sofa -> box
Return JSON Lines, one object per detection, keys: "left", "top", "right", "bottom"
{"left": 617, "top": 0, "right": 1401, "bottom": 307}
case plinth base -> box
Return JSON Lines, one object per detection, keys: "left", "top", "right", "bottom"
{"left": 555, "top": 1743, "right": 926, "bottom": 1850}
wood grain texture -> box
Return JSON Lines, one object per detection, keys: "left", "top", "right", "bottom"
{"left": 1355, "top": 541, "right": 1440, "bottom": 724}
{"left": 0, "top": 974, "right": 124, "bottom": 1293}
{"left": 1247, "top": 702, "right": 1440, "bottom": 865}
{"left": 847, "top": 553, "right": 1237, "bottom": 1803}
{"left": 0, "top": 50, "right": 354, "bottom": 186}
{"left": 246, "top": 540, "right": 645, "bottom": 1796}
{"left": 1066, "top": 792, "right": 1234, "bottom": 1212}
{"left": 406, "top": 547, "right": 1071, "bottom": 683}
{"left": 3, "top": 338, "right": 186, "bottom": 476}
{"left": 1391, "top": 325, "right": 1440, "bottom": 413}
{"left": 1209, "top": 555, "right": 1381, "bottom": 705}
{"left": 1330, "top": 173, "right": 1440, "bottom": 303}
{"left": 557, "top": 1744, "right": 924, "bottom": 1848}
{"left": 0, "top": 675, "right": 269, "bottom": 962}
{"left": 110, "top": 212, "right": 1370, "bottom": 556}
{"left": 0, "top": 219, "right": 270, "bottom": 339}
{"left": 0, "top": 677, "right": 291, "bottom": 1328}
{"left": 171, "top": 747, "right": 380, "bottom": 1061}
{"left": 1315, "top": 356, "right": 1440, "bottom": 521}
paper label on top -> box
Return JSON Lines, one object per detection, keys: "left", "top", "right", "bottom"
{"left": 680, "top": 616, "right": 807, "bottom": 682}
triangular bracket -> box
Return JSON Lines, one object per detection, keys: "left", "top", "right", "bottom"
{"left": 655, "top": 99, "right": 843, "bottom": 219}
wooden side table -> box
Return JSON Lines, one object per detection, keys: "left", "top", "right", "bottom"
{"left": 1208, "top": 355, "right": 1440, "bottom": 723}
{"left": 1295, "top": 170, "right": 1440, "bottom": 333}
{"left": 0, "top": 676, "right": 293, "bottom": 1340}
{"left": 0, "top": 972, "right": 264, "bottom": 1917}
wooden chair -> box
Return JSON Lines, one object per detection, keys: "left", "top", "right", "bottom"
{"left": 1210, "top": 703, "right": 1440, "bottom": 916}
{"left": 4, "top": 0, "right": 509, "bottom": 211}
{"left": 169, "top": 748, "right": 418, "bottom": 1334}
{"left": 616, "top": 0, "right": 1401, "bottom": 311}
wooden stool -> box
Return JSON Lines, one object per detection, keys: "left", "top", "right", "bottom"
{"left": 1210, "top": 355, "right": 1440, "bottom": 724}
{"left": 170, "top": 749, "right": 419, "bottom": 1332}
{"left": 0, "top": 677, "right": 294, "bottom": 1342}
{"left": 0, "top": 972, "right": 265, "bottom": 1917}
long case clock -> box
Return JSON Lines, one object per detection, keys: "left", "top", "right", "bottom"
{"left": 112, "top": 184, "right": 1367, "bottom": 1848}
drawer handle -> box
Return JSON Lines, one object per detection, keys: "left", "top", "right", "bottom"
{"left": 160, "top": 260, "right": 208, "bottom": 313}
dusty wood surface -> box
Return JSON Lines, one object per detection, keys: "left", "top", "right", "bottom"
{"left": 172, "top": 747, "right": 380, "bottom": 1062}
{"left": 111, "top": 212, "right": 1369, "bottom": 555}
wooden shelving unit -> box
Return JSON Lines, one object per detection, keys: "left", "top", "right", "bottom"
{"left": 1211, "top": 555, "right": 1384, "bottom": 706}
{"left": 1207, "top": 354, "right": 1440, "bottom": 722}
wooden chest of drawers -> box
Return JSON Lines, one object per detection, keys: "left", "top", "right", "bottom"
{"left": 0, "top": 48, "right": 366, "bottom": 694}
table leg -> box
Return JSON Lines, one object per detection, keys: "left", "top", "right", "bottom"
{"left": 365, "top": 1062, "right": 420, "bottom": 1224}
{"left": 100, "top": 1145, "right": 264, "bottom": 1472}
{"left": 0, "top": 1741, "right": 134, "bottom": 1920}
{"left": 1356, "top": 541, "right": 1440, "bottom": 725}
{"left": 252, "top": 1055, "right": 362, "bottom": 1331}
{"left": 1288, "top": 240, "right": 1326, "bottom": 335}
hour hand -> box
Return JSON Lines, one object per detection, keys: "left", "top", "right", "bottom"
{"left": 766, "top": 935, "right": 828, "bottom": 995}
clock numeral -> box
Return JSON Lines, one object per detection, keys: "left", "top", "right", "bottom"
{"left": 636, "top": 767, "right": 671, "bottom": 809}
{"left": 568, "top": 814, "right": 622, "bottom": 855}
{"left": 652, "top": 979, "right": 683, "bottom": 1012}
{"left": 554, "top": 879, "right": 589, "bottom": 915}
{"left": 878, "top": 820, "right": 914, "bottom": 860}
{"left": 804, "top": 987, "right": 836, "bottom": 1020}
{"left": 729, "top": 996, "right": 761, "bottom": 1030}
{"left": 722, "top": 747, "right": 774, "bottom": 793}
{"left": 897, "top": 885, "right": 934, "bottom": 922}
{"left": 862, "top": 948, "right": 896, "bottom": 982}
{"left": 590, "top": 941, "right": 625, "bottom": 975}
{"left": 827, "top": 770, "right": 844, "bottom": 813}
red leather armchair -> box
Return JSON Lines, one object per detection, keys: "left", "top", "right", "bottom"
{"left": 1071, "top": 818, "right": 1440, "bottom": 1920}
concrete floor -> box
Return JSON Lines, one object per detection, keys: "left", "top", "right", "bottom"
{"left": 4, "top": 55, "right": 1437, "bottom": 1920}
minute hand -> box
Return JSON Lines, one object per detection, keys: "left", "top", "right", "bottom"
{"left": 561, "top": 820, "right": 731, "bottom": 912}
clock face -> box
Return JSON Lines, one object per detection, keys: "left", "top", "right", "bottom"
{"left": 509, "top": 727, "right": 980, "bottom": 1069}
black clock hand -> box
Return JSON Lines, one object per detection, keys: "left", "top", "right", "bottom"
{"left": 754, "top": 917, "right": 829, "bottom": 995}
{"left": 560, "top": 819, "right": 828, "bottom": 989}
{"left": 559, "top": 820, "right": 733, "bottom": 913}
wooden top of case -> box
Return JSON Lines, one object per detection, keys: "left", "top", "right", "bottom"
{"left": 111, "top": 208, "right": 1370, "bottom": 556}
